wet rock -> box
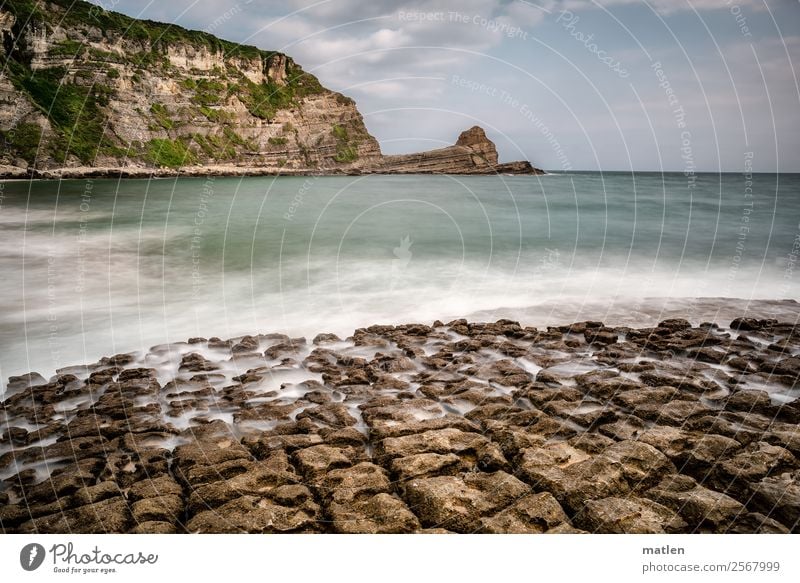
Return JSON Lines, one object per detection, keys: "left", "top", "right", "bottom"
{"left": 730, "top": 317, "right": 768, "bottom": 331}
{"left": 294, "top": 444, "right": 363, "bottom": 478}
{"left": 518, "top": 442, "right": 629, "bottom": 513}
{"left": 559, "top": 321, "right": 604, "bottom": 334}
{"left": 318, "top": 427, "right": 366, "bottom": 448}
{"left": 128, "top": 475, "right": 183, "bottom": 501}
{"left": 129, "top": 521, "right": 179, "bottom": 534}
{"left": 577, "top": 496, "right": 687, "bottom": 534}
{"left": 601, "top": 440, "right": 677, "bottom": 492}
{"left": 3, "top": 426, "right": 28, "bottom": 444}
{"left": 403, "top": 471, "right": 530, "bottom": 533}
{"left": 568, "top": 433, "right": 616, "bottom": 454}
{"left": 16, "top": 461, "right": 101, "bottom": 506}
{"left": 131, "top": 495, "right": 183, "bottom": 523}
{"left": 319, "top": 462, "right": 420, "bottom": 533}
{"left": 639, "top": 369, "right": 720, "bottom": 393}
{"left": 749, "top": 470, "right": 800, "bottom": 531}
{"left": 762, "top": 356, "right": 800, "bottom": 380}
{"left": 186, "top": 457, "right": 300, "bottom": 514}
{"left": 547, "top": 523, "right": 588, "bottom": 534}
{"left": 173, "top": 436, "right": 253, "bottom": 486}
{"left": 320, "top": 462, "right": 391, "bottom": 503}
{"left": 727, "top": 388, "right": 772, "bottom": 415}
{"left": 313, "top": 333, "right": 341, "bottom": 344}
{"left": 636, "top": 427, "right": 741, "bottom": 478}
{"left": 244, "top": 433, "right": 324, "bottom": 458}
{"left": 686, "top": 347, "right": 728, "bottom": 364}
{"left": 727, "top": 357, "right": 760, "bottom": 373}
{"left": 710, "top": 442, "right": 797, "bottom": 501}
{"left": 685, "top": 414, "right": 763, "bottom": 446}
{"left": 187, "top": 495, "right": 320, "bottom": 533}
{"left": 18, "top": 496, "right": 133, "bottom": 534}
{"left": 583, "top": 328, "right": 618, "bottom": 345}
{"left": 231, "top": 335, "right": 260, "bottom": 353}
{"left": 658, "top": 319, "right": 692, "bottom": 332}
{"left": 370, "top": 352, "right": 417, "bottom": 373}
{"left": 647, "top": 400, "right": 712, "bottom": 426}
{"left": 179, "top": 352, "right": 218, "bottom": 372}
{"left": 727, "top": 512, "right": 790, "bottom": 534}
{"left": 234, "top": 401, "right": 303, "bottom": 422}
{"left": 265, "top": 340, "right": 305, "bottom": 360}
{"left": 296, "top": 404, "right": 358, "bottom": 428}
{"left": 598, "top": 416, "right": 647, "bottom": 442}
{"left": 6, "top": 372, "right": 47, "bottom": 392}
{"left": 575, "top": 372, "right": 641, "bottom": 399}
{"left": 482, "top": 425, "right": 546, "bottom": 462}
{"left": 98, "top": 353, "right": 136, "bottom": 367}
{"left": 474, "top": 359, "right": 532, "bottom": 386}
{"left": 375, "top": 428, "right": 508, "bottom": 472}
{"left": 479, "top": 492, "right": 571, "bottom": 533}
{"left": 540, "top": 399, "right": 617, "bottom": 428}
{"left": 646, "top": 475, "right": 745, "bottom": 532}
{"left": 390, "top": 453, "right": 463, "bottom": 481}
{"left": 328, "top": 493, "right": 420, "bottom": 533}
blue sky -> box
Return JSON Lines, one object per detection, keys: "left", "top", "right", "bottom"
{"left": 87, "top": 0, "right": 800, "bottom": 171}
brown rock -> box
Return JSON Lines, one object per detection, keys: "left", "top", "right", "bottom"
{"left": 600, "top": 440, "right": 677, "bottom": 491}
{"left": 187, "top": 495, "right": 320, "bottom": 533}
{"left": 390, "top": 453, "right": 463, "bottom": 481}
{"left": 576, "top": 496, "right": 687, "bottom": 533}
{"left": 375, "top": 428, "right": 507, "bottom": 472}
{"left": 328, "top": 493, "right": 420, "bottom": 534}
{"left": 403, "top": 471, "right": 530, "bottom": 533}
{"left": 479, "top": 492, "right": 570, "bottom": 533}
{"left": 18, "top": 496, "right": 133, "bottom": 534}
{"left": 646, "top": 475, "right": 745, "bottom": 532}
{"left": 131, "top": 494, "right": 183, "bottom": 523}
{"left": 749, "top": 470, "right": 800, "bottom": 531}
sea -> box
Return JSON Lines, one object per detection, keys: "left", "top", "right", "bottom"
{"left": 0, "top": 171, "right": 798, "bottom": 383}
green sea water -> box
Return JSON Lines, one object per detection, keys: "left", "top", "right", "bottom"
{"left": 0, "top": 172, "right": 798, "bottom": 381}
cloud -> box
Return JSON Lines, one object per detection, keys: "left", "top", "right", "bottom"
{"left": 559, "top": 0, "right": 768, "bottom": 16}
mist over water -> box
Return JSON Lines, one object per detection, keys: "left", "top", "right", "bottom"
{"left": 0, "top": 172, "right": 798, "bottom": 382}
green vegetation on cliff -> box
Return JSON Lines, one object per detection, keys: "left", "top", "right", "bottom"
{"left": 9, "top": 64, "right": 115, "bottom": 163}
{"left": 146, "top": 138, "right": 196, "bottom": 168}
{"left": 0, "top": 122, "right": 42, "bottom": 164}
{"left": 331, "top": 124, "right": 359, "bottom": 163}
{"left": 1, "top": 0, "right": 335, "bottom": 167}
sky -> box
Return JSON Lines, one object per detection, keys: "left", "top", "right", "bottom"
{"left": 85, "top": 0, "right": 800, "bottom": 172}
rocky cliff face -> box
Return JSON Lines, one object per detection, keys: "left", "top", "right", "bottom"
{"left": 0, "top": 1, "right": 539, "bottom": 176}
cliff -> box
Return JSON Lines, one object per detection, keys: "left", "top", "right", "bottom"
{"left": 0, "top": 1, "right": 540, "bottom": 177}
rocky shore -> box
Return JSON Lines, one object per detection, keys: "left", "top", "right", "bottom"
{"left": 1, "top": 316, "right": 798, "bottom": 534}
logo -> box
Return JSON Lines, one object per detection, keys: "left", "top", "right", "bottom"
{"left": 20, "top": 543, "right": 46, "bottom": 571}
{"left": 390, "top": 235, "right": 413, "bottom": 289}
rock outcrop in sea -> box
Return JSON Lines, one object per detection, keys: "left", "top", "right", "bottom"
{"left": 0, "top": 1, "right": 540, "bottom": 178}
{"left": 1, "top": 317, "right": 798, "bottom": 533}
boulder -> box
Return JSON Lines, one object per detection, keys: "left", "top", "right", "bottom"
{"left": 403, "top": 471, "right": 530, "bottom": 533}
{"left": 576, "top": 496, "right": 687, "bottom": 534}
{"left": 479, "top": 492, "right": 571, "bottom": 533}
{"left": 646, "top": 475, "right": 745, "bottom": 532}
